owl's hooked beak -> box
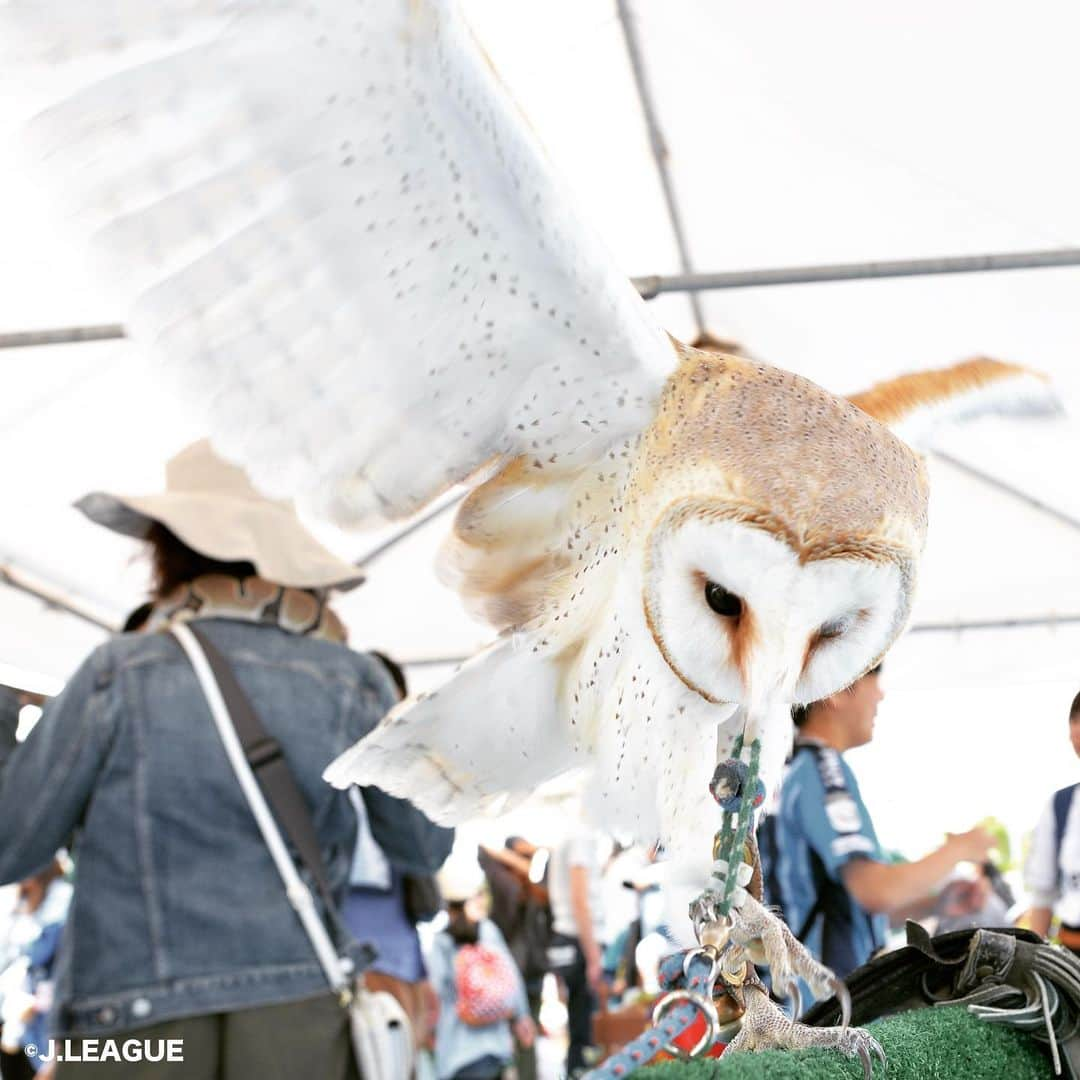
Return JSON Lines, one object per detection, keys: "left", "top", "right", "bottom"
{"left": 726, "top": 627, "right": 807, "bottom": 783}
{"left": 739, "top": 618, "right": 805, "bottom": 717}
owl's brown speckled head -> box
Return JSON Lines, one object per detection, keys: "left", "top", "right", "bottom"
{"left": 631, "top": 344, "right": 930, "bottom": 558}
{"left": 633, "top": 344, "right": 928, "bottom": 710}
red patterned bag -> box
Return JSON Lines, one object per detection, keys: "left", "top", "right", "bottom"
{"left": 454, "top": 943, "right": 519, "bottom": 1026}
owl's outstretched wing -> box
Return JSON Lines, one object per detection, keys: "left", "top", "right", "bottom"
{"left": 324, "top": 637, "right": 585, "bottom": 821}
{"left": 5, "top": 0, "right": 673, "bottom": 525}
{"left": 848, "top": 357, "right": 1062, "bottom": 449}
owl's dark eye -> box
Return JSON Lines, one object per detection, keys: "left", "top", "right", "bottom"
{"left": 704, "top": 580, "right": 743, "bottom": 618}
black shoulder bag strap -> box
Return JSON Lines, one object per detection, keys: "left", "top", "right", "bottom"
{"left": 794, "top": 855, "right": 828, "bottom": 943}
{"left": 184, "top": 622, "right": 339, "bottom": 916}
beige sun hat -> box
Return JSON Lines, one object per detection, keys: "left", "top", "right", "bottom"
{"left": 75, "top": 439, "right": 365, "bottom": 591}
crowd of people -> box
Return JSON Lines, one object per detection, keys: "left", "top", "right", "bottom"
{"left": 0, "top": 440, "right": 1077, "bottom": 1079}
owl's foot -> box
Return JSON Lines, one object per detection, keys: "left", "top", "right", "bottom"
{"left": 728, "top": 986, "right": 885, "bottom": 1079}
{"left": 725, "top": 892, "right": 849, "bottom": 1018}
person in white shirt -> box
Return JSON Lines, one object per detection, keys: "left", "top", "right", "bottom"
{"left": 1024, "top": 691, "right": 1080, "bottom": 950}
{"left": 545, "top": 822, "right": 607, "bottom": 1078}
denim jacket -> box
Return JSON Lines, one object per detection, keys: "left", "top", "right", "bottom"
{"left": 0, "top": 619, "right": 453, "bottom": 1036}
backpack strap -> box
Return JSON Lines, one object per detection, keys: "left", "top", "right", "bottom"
{"left": 795, "top": 741, "right": 883, "bottom": 963}
{"left": 793, "top": 850, "right": 829, "bottom": 943}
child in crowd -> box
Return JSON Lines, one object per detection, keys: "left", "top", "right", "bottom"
{"left": 428, "top": 864, "right": 535, "bottom": 1080}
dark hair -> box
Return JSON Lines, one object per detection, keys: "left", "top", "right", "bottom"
{"left": 1070, "top": 691, "right": 1080, "bottom": 720}
{"left": 792, "top": 663, "right": 883, "bottom": 728}
{"left": 445, "top": 899, "right": 479, "bottom": 946}
{"left": 122, "top": 601, "right": 155, "bottom": 633}
{"left": 146, "top": 522, "right": 256, "bottom": 600}
{"left": 371, "top": 652, "right": 408, "bottom": 700}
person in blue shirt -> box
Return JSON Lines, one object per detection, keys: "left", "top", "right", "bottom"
{"left": 761, "top": 665, "right": 994, "bottom": 983}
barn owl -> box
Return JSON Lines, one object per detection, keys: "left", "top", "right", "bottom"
{"left": 5, "top": 0, "right": 1057, "bottom": 1061}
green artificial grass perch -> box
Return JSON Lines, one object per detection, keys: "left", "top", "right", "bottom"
{"left": 645, "top": 1006, "right": 1051, "bottom": 1079}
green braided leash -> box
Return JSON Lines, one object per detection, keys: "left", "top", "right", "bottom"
{"left": 709, "top": 735, "right": 762, "bottom": 916}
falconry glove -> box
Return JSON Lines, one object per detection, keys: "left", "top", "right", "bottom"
{"left": 803, "top": 923, "right": 1080, "bottom": 1078}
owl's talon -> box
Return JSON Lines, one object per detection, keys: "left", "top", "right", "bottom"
{"left": 855, "top": 1045, "right": 872, "bottom": 1080}
{"left": 714, "top": 892, "right": 884, "bottom": 1070}
{"left": 729, "top": 988, "right": 884, "bottom": 1075}
{"left": 854, "top": 1032, "right": 888, "bottom": 1080}
{"left": 688, "top": 889, "right": 723, "bottom": 932}
{"left": 812, "top": 1026, "right": 885, "bottom": 1077}
{"left": 782, "top": 979, "right": 802, "bottom": 1029}
{"left": 727, "top": 893, "right": 844, "bottom": 1010}
{"left": 832, "top": 976, "right": 852, "bottom": 1033}
{"left": 857, "top": 1042, "right": 872, "bottom": 1080}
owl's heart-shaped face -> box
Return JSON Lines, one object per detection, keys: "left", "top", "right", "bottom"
{"left": 642, "top": 506, "right": 912, "bottom": 710}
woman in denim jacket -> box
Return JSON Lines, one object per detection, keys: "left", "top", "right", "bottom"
{"left": 0, "top": 441, "right": 454, "bottom": 1079}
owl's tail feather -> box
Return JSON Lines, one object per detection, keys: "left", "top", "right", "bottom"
{"left": 324, "top": 638, "right": 581, "bottom": 824}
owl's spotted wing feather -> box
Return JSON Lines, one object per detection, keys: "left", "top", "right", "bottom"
{"left": 324, "top": 637, "right": 585, "bottom": 819}
{"left": 848, "top": 357, "right": 1062, "bottom": 449}
{"left": 4, "top": 0, "right": 672, "bottom": 525}
{"left": 439, "top": 443, "right": 638, "bottom": 632}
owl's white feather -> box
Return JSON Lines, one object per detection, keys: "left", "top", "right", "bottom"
{"left": 4, "top": 0, "right": 673, "bottom": 525}
{"left": 324, "top": 636, "right": 586, "bottom": 820}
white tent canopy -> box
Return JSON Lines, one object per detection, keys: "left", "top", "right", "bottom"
{"left": 2, "top": 0, "right": 1078, "bottom": 856}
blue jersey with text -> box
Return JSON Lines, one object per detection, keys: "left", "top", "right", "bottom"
{"left": 760, "top": 737, "right": 889, "bottom": 980}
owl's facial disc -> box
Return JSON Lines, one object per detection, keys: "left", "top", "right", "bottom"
{"left": 643, "top": 513, "right": 908, "bottom": 708}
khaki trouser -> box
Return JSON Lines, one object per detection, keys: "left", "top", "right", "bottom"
{"left": 53, "top": 993, "right": 358, "bottom": 1079}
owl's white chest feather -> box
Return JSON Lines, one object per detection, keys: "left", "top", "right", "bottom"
{"left": 561, "top": 569, "right": 737, "bottom": 852}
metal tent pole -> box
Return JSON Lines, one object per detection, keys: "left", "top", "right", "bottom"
{"left": 398, "top": 611, "right": 1080, "bottom": 668}
{"left": 615, "top": 0, "right": 706, "bottom": 337}
{"left": 353, "top": 491, "right": 466, "bottom": 568}
{"left": 399, "top": 656, "right": 472, "bottom": 668}
{"left": 4, "top": 250, "right": 1080, "bottom": 352}
{"left": 632, "top": 247, "right": 1080, "bottom": 297}
{"left": 908, "top": 613, "right": 1080, "bottom": 634}
{"left": 933, "top": 450, "right": 1080, "bottom": 534}
{"left": 0, "top": 563, "right": 118, "bottom": 632}
{"left": 0, "top": 324, "right": 125, "bottom": 349}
